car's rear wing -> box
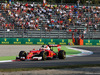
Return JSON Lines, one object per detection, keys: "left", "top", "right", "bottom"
{"left": 48, "top": 44, "right": 61, "bottom": 52}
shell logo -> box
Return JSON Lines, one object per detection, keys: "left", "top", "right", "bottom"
{"left": 30, "top": 53, "right": 33, "bottom": 55}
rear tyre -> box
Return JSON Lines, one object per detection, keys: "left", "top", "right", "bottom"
{"left": 19, "top": 51, "right": 26, "bottom": 61}
{"left": 58, "top": 50, "right": 66, "bottom": 59}
{"left": 40, "top": 51, "right": 47, "bottom": 60}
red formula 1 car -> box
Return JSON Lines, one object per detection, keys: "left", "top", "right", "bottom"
{"left": 16, "top": 45, "right": 66, "bottom": 61}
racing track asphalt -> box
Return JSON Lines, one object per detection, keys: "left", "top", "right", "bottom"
{"left": 0, "top": 47, "right": 100, "bottom": 69}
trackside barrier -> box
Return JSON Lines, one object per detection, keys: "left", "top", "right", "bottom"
{"left": 0, "top": 38, "right": 100, "bottom": 45}
{"left": 0, "top": 38, "right": 69, "bottom": 45}
{"left": 74, "top": 39, "right": 100, "bottom": 45}
{"left": 84, "top": 39, "right": 100, "bottom": 45}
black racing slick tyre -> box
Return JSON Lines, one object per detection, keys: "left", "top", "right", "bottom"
{"left": 19, "top": 51, "right": 27, "bottom": 61}
{"left": 58, "top": 50, "right": 66, "bottom": 59}
{"left": 40, "top": 51, "right": 47, "bottom": 60}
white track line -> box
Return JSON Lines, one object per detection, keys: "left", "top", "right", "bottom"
{"left": 0, "top": 60, "right": 13, "bottom": 63}
{"left": 66, "top": 46, "right": 93, "bottom": 57}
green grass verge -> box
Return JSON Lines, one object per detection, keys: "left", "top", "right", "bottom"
{"left": 0, "top": 46, "right": 81, "bottom": 61}
{"left": 53, "top": 46, "right": 81, "bottom": 55}
{"left": 0, "top": 56, "right": 16, "bottom": 61}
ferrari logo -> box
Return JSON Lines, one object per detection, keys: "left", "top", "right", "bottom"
{"left": 88, "top": 40, "right": 90, "bottom": 43}
{"left": 16, "top": 39, "right": 19, "bottom": 41}
{"left": 30, "top": 53, "right": 33, "bottom": 55}
{"left": 28, "top": 39, "right": 30, "bottom": 42}
{"left": 51, "top": 52, "right": 53, "bottom": 56}
{"left": 51, "top": 39, "right": 53, "bottom": 42}
{"left": 62, "top": 40, "right": 64, "bottom": 42}
{"left": 4, "top": 38, "right": 7, "bottom": 41}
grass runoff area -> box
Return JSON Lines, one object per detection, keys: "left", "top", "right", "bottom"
{"left": 0, "top": 46, "right": 81, "bottom": 61}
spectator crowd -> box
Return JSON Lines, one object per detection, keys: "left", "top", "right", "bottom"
{"left": 0, "top": 13, "right": 14, "bottom": 30}
{"left": 0, "top": 2, "right": 100, "bottom": 33}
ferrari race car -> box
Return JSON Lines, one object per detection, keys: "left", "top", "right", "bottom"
{"left": 16, "top": 45, "right": 66, "bottom": 61}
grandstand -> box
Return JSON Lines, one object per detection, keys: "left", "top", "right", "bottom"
{"left": 0, "top": 2, "right": 100, "bottom": 39}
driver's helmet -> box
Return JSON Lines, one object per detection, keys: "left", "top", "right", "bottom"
{"left": 41, "top": 45, "right": 50, "bottom": 50}
{"left": 41, "top": 45, "right": 47, "bottom": 48}
{"left": 45, "top": 45, "right": 50, "bottom": 50}
{"left": 44, "top": 45, "right": 47, "bottom": 48}
{"left": 42, "top": 45, "right": 44, "bottom": 48}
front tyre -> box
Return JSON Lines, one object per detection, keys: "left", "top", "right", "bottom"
{"left": 58, "top": 50, "right": 66, "bottom": 59}
{"left": 19, "top": 51, "right": 27, "bottom": 61}
{"left": 40, "top": 51, "right": 47, "bottom": 60}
